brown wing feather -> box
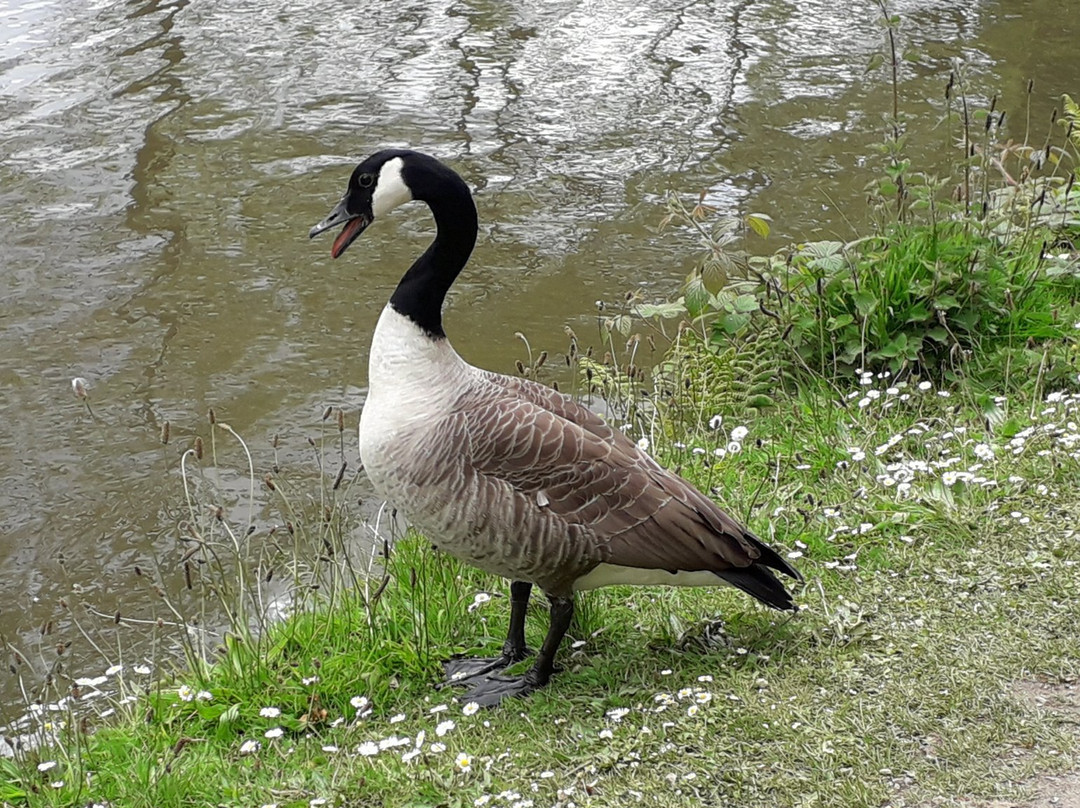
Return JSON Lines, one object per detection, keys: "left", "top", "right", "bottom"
{"left": 480, "top": 371, "right": 653, "bottom": 463}
{"left": 459, "top": 388, "right": 772, "bottom": 577}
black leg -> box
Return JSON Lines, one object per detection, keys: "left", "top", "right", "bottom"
{"left": 503, "top": 580, "right": 533, "bottom": 659}
{"left": 461, "top": 595, "right": 574, "bottom": 707}
{"left": 442, "top": 581, "right": 535, "bottom": 685}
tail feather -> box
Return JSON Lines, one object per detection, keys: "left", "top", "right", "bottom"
{"left": 717, "top": 531, "right": 802, "bottom": 612}
{"left": 716, "top": 564, "right": 798, "bottom": 612}
{"left": 746, "top": 533, "right": 803, "bottom": 582}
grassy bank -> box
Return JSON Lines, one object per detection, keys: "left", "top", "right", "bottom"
{"left": 5, "top": 369, "right": 1080, "bottom": 808}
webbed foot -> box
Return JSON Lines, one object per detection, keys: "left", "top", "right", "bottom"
{"left": 440, "top": 648, "right": 535, "bottom": 687}
{"left": 461, "top": 672, "right": 542, "bottom": 708}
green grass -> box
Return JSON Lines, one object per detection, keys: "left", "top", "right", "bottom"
{"left": 6, "top": 369, "right": 1080, "bottom": 808}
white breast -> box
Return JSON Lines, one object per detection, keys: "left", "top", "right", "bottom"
{"left": 359, "top": 305, "right": 467, "bottom": 474}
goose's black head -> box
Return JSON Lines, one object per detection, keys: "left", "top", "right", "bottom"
{"left": 309, "top": 149, "right": 478, "bottom": 338}
{"left": 309, "top": 149, "right": 416, "bottom": 258}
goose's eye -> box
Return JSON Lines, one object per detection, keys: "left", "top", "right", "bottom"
{"left": 358, "top": 173, "right": 375, "bottom": 188}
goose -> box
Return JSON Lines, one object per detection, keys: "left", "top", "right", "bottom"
{"left": 309, "top": 149, "right": 801, "bottom": 706}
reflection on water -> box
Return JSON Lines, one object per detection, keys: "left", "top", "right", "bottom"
{"left": 0, "top": 0, "right": 1076, "bottom": 705}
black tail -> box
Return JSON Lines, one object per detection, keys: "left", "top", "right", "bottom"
{"left": 717, "top": 565, "right": 798, "bottom": 611}
{"left": 717, "top": 534, "right": 802, "bottom": 612}
{"left": 746, "top": 534, "right": 803, "bottom": 582}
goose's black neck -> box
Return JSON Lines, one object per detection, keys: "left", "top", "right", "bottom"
{"left": 388, "top": 159, "right": 478, "bottom": 339}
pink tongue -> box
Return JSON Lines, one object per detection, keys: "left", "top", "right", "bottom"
{"left": 331, "top": 218, "right": 365, "bottom": 258}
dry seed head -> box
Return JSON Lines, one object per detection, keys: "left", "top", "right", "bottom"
{"left": 208, "top": 407, "right": 216, "bottom": 425}
{"left": 194, "top": 436, "right": 203, "bottom": 460}
{"left": 184, "top": 562, "right": 193, "bottom": 590}
{"left": 160, "top": 421, "right": 170, "bottom": 445}
{"left": 337, "top": 409, "right": 344, "bottom": 432}
{"left": 264, "top": 473, "right": 276, "bottom": 491}
{"left": 515, "top": 359, "right": 526, "bottom": 375}
{"left": 71, "top": 377, "right": 89, "bottom": 399}
{"left": 322, "top": 405, "right": 333, "bottom": 421}
{"left": 536, "top": 350, "right": 548, "bottom": 368}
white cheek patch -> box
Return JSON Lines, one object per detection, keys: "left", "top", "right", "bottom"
{"left": 372, "top": 157, "right": 412, "bottom": 218}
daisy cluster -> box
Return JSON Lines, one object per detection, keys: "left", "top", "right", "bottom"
{"left": 216, "top": 665, "right": 731, "bottom": 808}
{"left": 466, "top": 673, "right": 727, "bottom": 808}
{"left": 837, "top": 375, "right": 1080, "bottom": 508}
{"left": 636, "top": 417, "right": 750, "bottom": 461}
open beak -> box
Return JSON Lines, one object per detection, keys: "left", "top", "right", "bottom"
{"left": 309, "top": 197, "right": 372, "bottom": 259}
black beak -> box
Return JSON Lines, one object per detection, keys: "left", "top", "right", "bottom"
{"left": 310, "top": 197, "right": 372, "bottom": 259}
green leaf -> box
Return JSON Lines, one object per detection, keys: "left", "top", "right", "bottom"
{"left": 827, "top": 313, "right": 855, "bottom": 331}
{"left": 220, "top": 703, "right": 241, "bottom": 725}
{"left": 865, "top": 52, "right": 885, "bottom": 74}
{"left": 634, "top": 301, "right": 687, "bottom": 320}
{"left": 904, "top": 304, "right": 930, "bottom": 323}
{"left": 612, "top": 314, "right": 633, "bottom": 337}
{"left": 903, "top": 334, "right": 923, "bottom": 358}
{"left": 732, "top": 293, "right": 759, "bottom": 313}
{"left": 719, "top": 312, "right": 752, "bottom": 333}
{"left": 746, "top": 394, "right": 776, "bottom": 410}
{"left": 684, "top": 275, "right": 710, "bottom": 319}
{"left": 746, "top": 214, "right": 772, "bottom": 239}
{"left": 934, "top": 294, "right": 960, "bottom": 310}
{"left": 853, "top": 291, "right": 879, "bottom": 317}
{"left": 925, "top": 326, "right": 949, "bottom": 343}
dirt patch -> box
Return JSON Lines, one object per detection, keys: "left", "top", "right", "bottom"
{"left": 1012, "top": 681, "right": 1080, "bottom": 719}
{"left": 986, "top": 681, "right": 1080, "bottom": 808}
{"left": 1020, "top": 770, "right": 1080, "bottom": 808}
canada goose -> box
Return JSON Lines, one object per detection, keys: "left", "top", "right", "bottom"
{"left": 309, "top": 149, "right": 801, "bottom": 706}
